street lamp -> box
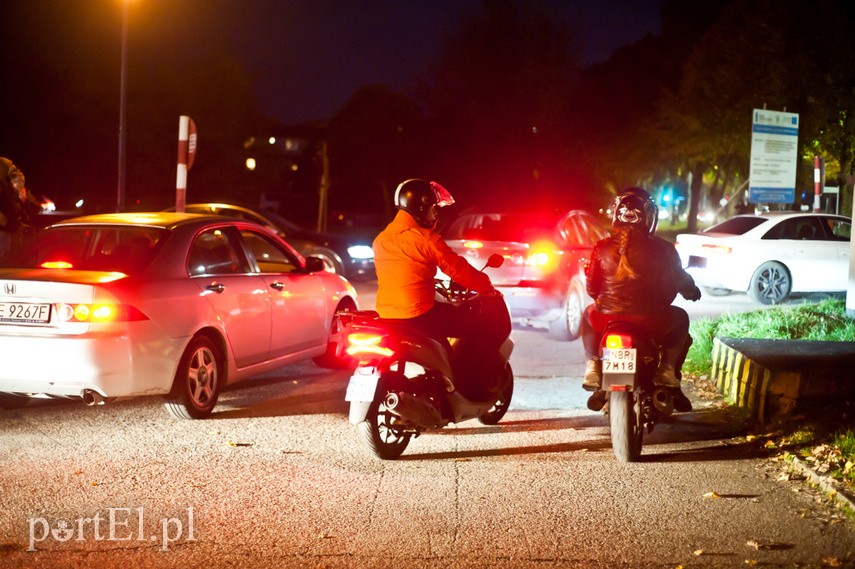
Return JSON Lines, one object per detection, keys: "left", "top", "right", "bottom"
{"left": 117, "top": 0, "right": 130, "bottom": 213}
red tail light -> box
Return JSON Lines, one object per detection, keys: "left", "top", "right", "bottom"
{"left": 56, "top": 304, "right": 149, "bottom": 323}
{"left": 605, "top": 334, "right": 633, "bottom": 349}
{"left": 346, "top": 332, "right": 393, "bottom": 358}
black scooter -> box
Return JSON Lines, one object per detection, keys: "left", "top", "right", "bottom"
{"left": 343, "top": 254, "right": 513, "bottom": 459}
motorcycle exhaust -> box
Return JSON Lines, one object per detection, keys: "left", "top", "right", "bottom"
{"left": 81, "top": 389, "right": 107, "bottom": 406}
{"left": 651, "top": 388, "right": 674, "bottom": 416}
{"left": 384, "top": 392, "right": 444, "bottom": 430}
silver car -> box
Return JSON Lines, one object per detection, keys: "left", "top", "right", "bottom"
{"left": 0, "top": 213, "right": 358, "bottom": 418}
{"left": 441, "top": 209, "right": 609, "bottom": 340}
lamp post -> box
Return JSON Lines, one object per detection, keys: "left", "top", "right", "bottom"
{"left": 117, "top": 0, "right": 129, "bottom": 213}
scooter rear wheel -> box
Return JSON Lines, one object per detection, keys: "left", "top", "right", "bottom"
{"left": 609, "top": 391, "right": 643, "bottom": 462}
{"left": 358, "top": 396, "right": 411, "bottom": 460}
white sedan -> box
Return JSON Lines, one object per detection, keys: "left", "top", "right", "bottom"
{"left": 0, "top": 213, "right": 358, "bottom": 418}
{"left": 675, "top": 212, "right": 851, "bottom": 304}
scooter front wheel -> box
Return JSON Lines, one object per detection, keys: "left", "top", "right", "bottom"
{"left": 358, "top": 396, "right": 412, "bottom": 460}
{"left": 478, "top": 363, "right": 514, "bottom": 425}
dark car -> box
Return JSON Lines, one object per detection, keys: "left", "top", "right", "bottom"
{"left": 440, "top": 209, "right": 609, "bottom": 340}
{"left": 171, "top": 203, "right": 375, "bottom": 280}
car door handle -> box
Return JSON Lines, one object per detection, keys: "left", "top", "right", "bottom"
{"left": 269, "top": 281, "right": 285, "bottom": 291}
{"left": 206, "top": 283, "right": 225, "bottom": 294}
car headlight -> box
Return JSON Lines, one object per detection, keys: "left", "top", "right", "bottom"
{"left": 347, "top": 245, "right": 374, "bottom": 260}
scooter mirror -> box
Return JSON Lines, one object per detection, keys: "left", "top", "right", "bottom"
{"left": 484, "top": 253, "right": 504, "bottom": 269}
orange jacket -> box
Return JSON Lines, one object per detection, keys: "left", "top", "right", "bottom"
{"left": 373, "top": 210, "right": 493, "bottom": 319}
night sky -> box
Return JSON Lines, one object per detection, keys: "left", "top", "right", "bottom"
{"left": 2, "top": 0, "right": 665, "bottom": 125}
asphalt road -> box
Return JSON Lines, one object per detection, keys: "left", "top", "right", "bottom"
{"left": 1, "top": 282, "right": 853, "bottom": 568}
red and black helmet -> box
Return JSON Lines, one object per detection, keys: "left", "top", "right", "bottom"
{"left": 394, "top": 179, "right": 455, "bottom": 229}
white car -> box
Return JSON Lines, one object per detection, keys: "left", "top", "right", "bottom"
{"left": 0, "top": 213, "right": 358, "bottom": 418}
{"left": 675, "top": 212, "right": 851, "bottom": 304}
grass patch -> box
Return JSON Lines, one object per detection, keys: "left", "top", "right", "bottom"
{"left": 684, "top": 298, "right": 855, "bottom": 375}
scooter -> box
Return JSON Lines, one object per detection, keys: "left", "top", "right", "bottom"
{"left": 342, "top": 254, "right": 513, "bottom": 460}
{"left": 596, "top": 321, "right": 687, "bottom": 462}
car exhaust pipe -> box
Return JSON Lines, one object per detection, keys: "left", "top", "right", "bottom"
{"left": 652, "top": 388, "right": 674, "bottom": 416}
{"left": 384, "top": 391, "right": 444, "bottom": 430}
{"left": 82, "top": 389, "right": 107, "bottom": 406}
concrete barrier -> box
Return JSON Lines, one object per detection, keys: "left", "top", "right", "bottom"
{"left": 711, "top": 337, "right": 855, "bottom": 424}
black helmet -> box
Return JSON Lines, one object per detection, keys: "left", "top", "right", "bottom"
{"left": 394, "top": 178, "right": 455, "bottom": 229}
{"left": 611, "top": 187, "right": 658, "bottom": 234}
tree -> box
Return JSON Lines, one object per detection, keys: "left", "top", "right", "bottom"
{"left": 327, "top": 85, "right": 423, "bottom": 226}
{"left": 423, "top": 0, "right": 582, "bottom": 209}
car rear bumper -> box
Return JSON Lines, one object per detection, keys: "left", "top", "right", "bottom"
{"left": 0, "top": 334, "right": 184, "bottom": 399}
{"left": 499, "top": 285, "right": 564, "bottom": 320}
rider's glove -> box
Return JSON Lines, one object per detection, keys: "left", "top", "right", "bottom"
{"left": 682, "top": 285, "right": 702, "bottom": 302}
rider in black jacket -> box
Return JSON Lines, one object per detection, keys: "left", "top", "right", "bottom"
{"left": 581, "top": 187, "right": 701, "bottom": 410}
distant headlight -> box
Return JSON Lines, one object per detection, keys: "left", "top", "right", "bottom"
{"left": 347, "top": 245, "right": 374, "bottom": 260}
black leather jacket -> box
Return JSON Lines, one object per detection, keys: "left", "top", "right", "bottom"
{"left": 585, "top": 231, "right": 698, "bottom": 314}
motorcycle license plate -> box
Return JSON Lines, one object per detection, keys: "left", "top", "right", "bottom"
{"left": 602, "top": 348, "right": 637, "bottom": 374}
{"left": 345, "top": 370, "right": 379, "bottom": 402}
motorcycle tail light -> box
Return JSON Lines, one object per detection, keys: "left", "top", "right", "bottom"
{"left": 525, "top": 240, "right": 561, "bottom": 271}
{"left": 605, "top": 334, "right": 633, "bottom": 349}
{"left": 346, "top": 332, "right": 393, "bottom": 358}
{"left": 463, "top": 240, "right": 483, "bottom": 249}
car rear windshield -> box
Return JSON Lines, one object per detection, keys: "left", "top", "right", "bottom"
{"left": 5, "top": 225, "right": 167, "bottom": 274}
{"left": 702, "top": 216, "right": 768, "bottom": 235}
{"left": 443, "top": 213, "right": 557, "bottom": 242}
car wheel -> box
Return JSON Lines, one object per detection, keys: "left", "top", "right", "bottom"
{"left": 748, "top": 261, "right": 791, "bottom": 304}
{"left": 549, "top": 281, "right": 584, "bottom": 341}
{"left": 164, "top": 335, "right": 222, "bottom": 420}
{"left": 313, "top": 305, "right": 356, "bottom": 369}
{"left": 306, "top": 248, "right": 344, "bottom": 277}
{"left": 702, "top": 286, "right": 731, "bottom": 297}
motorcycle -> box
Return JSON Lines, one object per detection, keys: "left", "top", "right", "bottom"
{"left": 342, "top": 254, "right": 514, "bottom": 460}
{"left": 596, "top": 321, "right": 686, "bottom": 462}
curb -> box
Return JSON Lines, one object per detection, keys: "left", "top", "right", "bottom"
{"left": 787, "top": 455, "right": 855, "bottom": 513}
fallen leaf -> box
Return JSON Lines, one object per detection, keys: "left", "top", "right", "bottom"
{"left": 821, "top": 558, "right": 844, "bottom": 567}
{"left": 227, "top": 441, "right": 254, "bottom": 447}
{"left": 703, "top": 491, "right": 721, "bottom": 499}
{"left": 693, "top": 549, "right": 704, "bottom": 556}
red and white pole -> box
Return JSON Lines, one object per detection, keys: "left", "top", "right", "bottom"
{"left": 176, "top": 115, "right": 197, "bottom": 213}
{"left": 813, "top": 156, "right": 822, "bottom": 212}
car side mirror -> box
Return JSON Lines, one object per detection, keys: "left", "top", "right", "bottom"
{"left": 305, "top": 256, "right": 326, "bottom": 273}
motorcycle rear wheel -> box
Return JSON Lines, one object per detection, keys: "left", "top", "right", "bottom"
{"left": 609, "top": 391, "right": 643, "bottom": 462}
{"left": 358, "top": 397, "right": 412, "bottom": 460}
{"left": 478, "top": 363, "right": 514, "bottom": 425}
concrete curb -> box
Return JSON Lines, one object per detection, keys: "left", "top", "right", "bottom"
{"left": 788, "top": 455, "right": 855, "bottom": 513}
{"left": 711, "top": 337, "right": 855, "bottom": 424}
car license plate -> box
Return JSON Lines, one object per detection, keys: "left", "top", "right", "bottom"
{"left": 0, "top": 302, "right": 51, "bottom": 324}
{"left": 602, "top": 348, "right": 636, "bottom": 374}
{"left": 345, "top": 370, "right": 379, "bottom": 402}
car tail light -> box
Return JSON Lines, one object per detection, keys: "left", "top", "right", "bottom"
{"left": 55, "top": 303, "right": 149, "bottom": 323}
{"left": 41, "top": 261, "right": 74, "bottom": 269}
{"left": 701, "top": 244, "right": 732, "bottom": 255}
{"left": 526, "top": 240, "right": 561, "bottom": 271}
{"left": 605, "top": 334, "right": 633, "bottom": 349}
{"left": 463, "top": 240, "right": 483, "bottom": 249}
{"left": 346, "top": 332, "right": 393, "bottom": 358}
